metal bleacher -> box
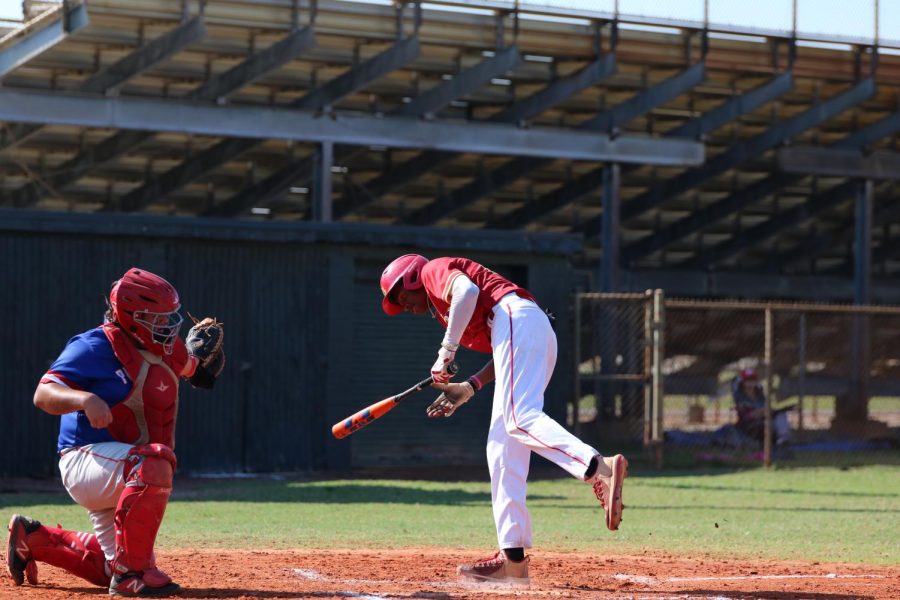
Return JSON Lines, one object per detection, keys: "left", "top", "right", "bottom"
{"left": 1, "top": 0, "right": 899, "bottom": 300}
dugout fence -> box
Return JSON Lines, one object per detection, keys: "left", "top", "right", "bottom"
{"left": 574, "top": 293, "right": 900, "bottom": 469}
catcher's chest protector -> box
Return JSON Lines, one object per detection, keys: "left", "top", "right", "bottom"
{"left": 102, "top": 324, "right": 188, "bottom": 449}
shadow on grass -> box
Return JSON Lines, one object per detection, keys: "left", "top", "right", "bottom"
{"left": 0, "top": 479, "right": 566, "bottom": 509}
{"left": 652, "top": 444, "right": 900, "bottom": 473}
{"left": 172, "top": 482, "right": 504, "bottom": 505}
{"left": 638, "top": 480, "right": 899, "bottom": 499}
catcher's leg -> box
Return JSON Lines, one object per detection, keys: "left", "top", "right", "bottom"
{"left": 109, "top": 443, "right": 180, "bottom": 597}
{"left": 7, "top": 514, "right": 110, "bottom": 587}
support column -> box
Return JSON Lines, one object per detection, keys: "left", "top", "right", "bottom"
{"left": 841, "top": 179, "right": 873, "bottom": 424}
{"left": 312, "top": 141, "right": 333, "bottom": 222}
{"left": 596, "top": 163, "right": 624, "bottom": 433}
{"left": 854, "top": 179, "right": 873, "bottom": 305}
{"left": 798, "top": 313, "right": 807, "bottom": 431}
{"left": 600, "top": 162, "right": 621, "bottom": 291}
{"left": 763, "top": 306, "right": 773, "bottom": 467}
{"left": 651, "top": 289, "right": 665, "bottom": 469}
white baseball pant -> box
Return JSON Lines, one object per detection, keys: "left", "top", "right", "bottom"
{"left": 58, "top": 442, "right": 134, "bottom": 561}
{"left": 487, "top": 294, "right": 599, "bottom": 550}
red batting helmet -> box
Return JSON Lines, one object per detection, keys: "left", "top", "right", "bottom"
{"left": 739, "top": 367, "right": 758, "bottom": 382}
{"left": 380, "top": 254, "right": 428, "bottom": 315}
{"left": 109, "top": 268, "right": 183, "bottom": 355}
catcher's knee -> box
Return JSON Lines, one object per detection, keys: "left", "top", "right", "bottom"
{"left": 137, "top": 457, "right": 173, "bottom": 488}
{"left": 127, "top": 444, "right": 175, "bottom": 488}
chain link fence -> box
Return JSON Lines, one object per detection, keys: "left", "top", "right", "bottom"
{"left": 571, "top": 292, "right": 663, "bottom": 465}
{"left": 573, "top": 292, "right": 900, "bottom": 468}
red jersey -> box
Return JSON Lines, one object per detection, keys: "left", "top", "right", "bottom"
{"left": 421, "top": 257, "right": 535, "bottom": 353}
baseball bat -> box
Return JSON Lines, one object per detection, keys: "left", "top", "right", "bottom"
{"left": 331, "top": 363, "right": 458, "bottom": 439}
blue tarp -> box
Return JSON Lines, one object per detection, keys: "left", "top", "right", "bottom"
{"left": 791, "top": 439, "right": 894, "bottom": 452}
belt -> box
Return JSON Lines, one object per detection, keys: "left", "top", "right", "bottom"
{"left": 58, "top": 447, "right": 77, "bottom": 458}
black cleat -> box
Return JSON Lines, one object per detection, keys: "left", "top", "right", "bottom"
{"left": 109, "top": 570, "right": 182, "bottom": 597}
{"left": 7, "top": 514, "right": 41, "bottom": 586}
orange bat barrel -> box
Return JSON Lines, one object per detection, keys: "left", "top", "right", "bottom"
{"left": 331, "top": 365, "right": 457, "bottom": 439}
{"left": 331, "top": 398, "right": 399, "bottom": 439}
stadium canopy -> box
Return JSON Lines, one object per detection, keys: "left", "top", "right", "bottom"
{"left": 0, "top": 0, "right": 898, "bottom": 298}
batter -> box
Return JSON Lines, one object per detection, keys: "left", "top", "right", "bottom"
{"left": 380, "top": 254, "right": 628, "bottom": 584}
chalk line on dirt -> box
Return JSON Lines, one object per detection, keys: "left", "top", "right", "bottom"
{"left": 292, "top": 567, "right": 745, "bottom": 599}
{"left": 614, "top": 572, "right": 885, "bottom": 584}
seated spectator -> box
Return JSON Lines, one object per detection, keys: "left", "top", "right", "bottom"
{"left": 732, "top": 368, "right": 792, "bottom": 448}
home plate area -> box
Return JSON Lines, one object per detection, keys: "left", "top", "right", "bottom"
{"left": 1, "top": 549, "right": 893, "bottom": 599}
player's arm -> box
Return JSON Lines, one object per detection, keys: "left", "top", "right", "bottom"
{"left": 34, "top": 382, "right": 112, "bottom": 428}
{"left": 431, "top": 274, "right": 479, "bottom": 382}
{"left": 442, "top": 274, "right": 479, "bottom": 349}
{"left": 468, "top": 360, "right": 495, "bottom": 389}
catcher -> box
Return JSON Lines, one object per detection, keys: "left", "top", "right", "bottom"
{"left": 5, "top": 267, "right": 224, "bottom": 597}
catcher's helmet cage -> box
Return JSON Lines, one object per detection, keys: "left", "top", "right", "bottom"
{"left": 109, "top": 268, "right": 183, "bottom": 355}
{"left": 380, "top": 254, "right": 428, "bottom": 315}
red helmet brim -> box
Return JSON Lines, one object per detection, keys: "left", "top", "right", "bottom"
{"left": 382, "top": 295, "right": 403, "bottom": 315}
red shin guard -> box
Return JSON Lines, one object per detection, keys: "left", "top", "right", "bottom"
{"left": 112, "top": 444, "right": 175, "bottom": 574}
{"left": 27, "top": 524, "right": 109, "bottom": 587}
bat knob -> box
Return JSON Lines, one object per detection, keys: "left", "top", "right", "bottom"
{"left": 448, "top": 362, "right": 459, "bottom": 375}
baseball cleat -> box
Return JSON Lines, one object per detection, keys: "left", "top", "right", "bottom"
{"left": 7, "top": 514, "right": 41, "bottom": 586}
{"left": 109, "top": 570, "right": 181, "bottom": 597}
{"left": 590, "top": 454, "right": 629, "bottom": 531}
{"left": 457, "top": 550, "right": 530, "bottom": 585}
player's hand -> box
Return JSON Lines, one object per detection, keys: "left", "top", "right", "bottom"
{"left": 431, "top": 346, "right": 456, "bottom": 383}
{"left": 81, "top": 394, "right": 113, "bottom": 429}
{"left": 427, "top": 381, "right": 474, "bottom": 418}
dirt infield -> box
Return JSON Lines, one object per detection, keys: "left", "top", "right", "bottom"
{"left": 1, "top": 548, "right": 896, "bottom": 599}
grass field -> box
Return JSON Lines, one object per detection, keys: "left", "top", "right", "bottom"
{"left": 2, "top": 465, "right": 897, "bottom": 566}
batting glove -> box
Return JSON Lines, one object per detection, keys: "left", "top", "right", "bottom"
{"left": 427, "top": 381, "right": 474, "bottom": 418}
{"left": 431, "top": 344, "right": 456, "bottom": 383}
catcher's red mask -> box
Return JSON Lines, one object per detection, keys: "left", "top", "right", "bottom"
{"left": 109, "top": 268, "right": 182, "bottom": 355}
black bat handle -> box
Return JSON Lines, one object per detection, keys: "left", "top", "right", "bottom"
{"left": 394, "top": 363, "right": 459, "bottom": 402}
